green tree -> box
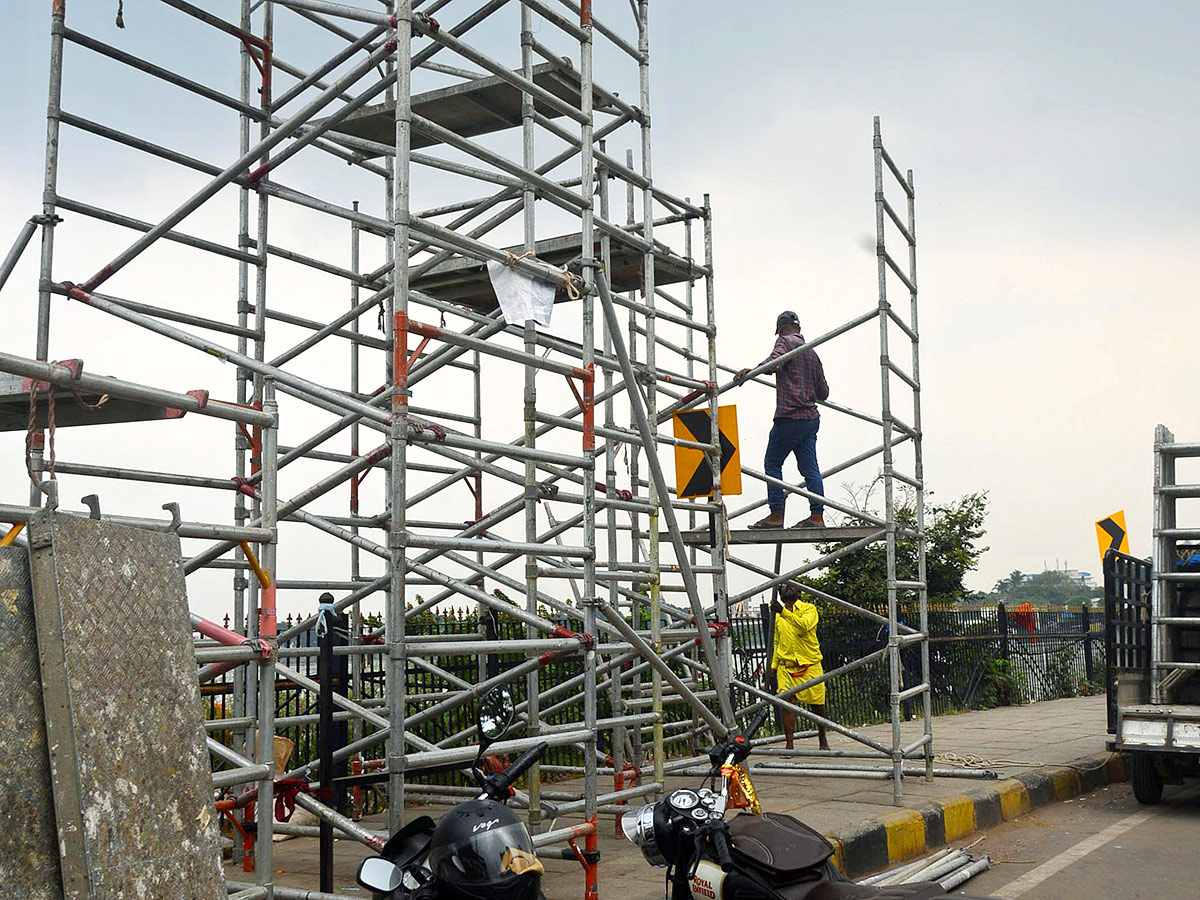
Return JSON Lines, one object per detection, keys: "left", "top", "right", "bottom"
{"left": 993, "top": 569, "right": 1024, "bottom": 595}
{"left": 991, "top": 569, "right": 1095, "bottom": 606}
{"left": 803, "top": 486, "right": 989, "bottom": 605}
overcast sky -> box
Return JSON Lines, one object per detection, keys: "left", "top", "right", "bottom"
{"left": 2, "top": 2, "right": 1198, "bottom": 619}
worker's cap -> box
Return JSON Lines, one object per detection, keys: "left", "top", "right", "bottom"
{"left": 775, "top": 310, "right": 801, "bottom": 333}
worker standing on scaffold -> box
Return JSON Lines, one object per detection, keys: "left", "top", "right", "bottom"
{"left": 735, "top": 310, "right": 829, "bottom": 529}
{"left": 770, "top": 581, "right": 831, "bottom": 751}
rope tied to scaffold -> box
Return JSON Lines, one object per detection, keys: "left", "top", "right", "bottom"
{"left": 25, "top": 361, "right": 109, "bottom": 492}
{"left": 407, "top": 419, "right": 447, "bottom": 443}
{"left": 501, "top": 250, "right": 535, "bottom": 267}
{"left": 25, "top": 377, "right": 54, "bottom": 490}
{"left": 501, "top": 250, "right": 582, "bottom": 301}
{"left": 273, "top": 778, "right": 330, "bottom": 823}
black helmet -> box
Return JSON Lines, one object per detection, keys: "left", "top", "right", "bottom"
{"left": 428, "top": 799, "right": 543, "bottom": 900}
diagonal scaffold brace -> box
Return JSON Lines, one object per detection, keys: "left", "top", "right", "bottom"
{"left": 595, "top": 270, "right": 734, "bottom": 731}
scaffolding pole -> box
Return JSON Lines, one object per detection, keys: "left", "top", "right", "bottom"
{"left": 6, "top": 6, "right": 934, "bottom": 898}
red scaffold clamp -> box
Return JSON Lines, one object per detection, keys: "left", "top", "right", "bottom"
{"left": 273, "top": 778, "right": 330, "bottom": 823}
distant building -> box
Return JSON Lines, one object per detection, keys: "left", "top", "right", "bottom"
{"left": 1063, "top": 569, "right": 1096, "bottom": 588}
{"left": 1022, "top": 567, "right": 1096, "bottom": 588}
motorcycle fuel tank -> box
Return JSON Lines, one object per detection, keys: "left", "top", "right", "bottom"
{"left": 689, "top": 860, "right": 728, "bottom": 900}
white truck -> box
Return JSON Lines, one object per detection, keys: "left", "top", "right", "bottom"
{"left": 1105, "top": 425, "right": 1200, "bottom": 802}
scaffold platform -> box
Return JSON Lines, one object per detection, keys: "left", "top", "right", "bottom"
{"left": 413, "top": 232, "right": 694, "bottom": 310}
{"left": 0, "top": 372, "right": 181, "bottom": 432}
{"left": 329, "top": 61, "right": 600, "bottom": 152}
{"left": 680, "top": 525, "right": 881, "bottom": 546}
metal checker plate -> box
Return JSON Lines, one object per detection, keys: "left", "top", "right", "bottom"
{"left": 0, "top": 546, "right": 63, "bottom": 899}
{"left": 28, "top": 513, "right": 222, "bottom": 900}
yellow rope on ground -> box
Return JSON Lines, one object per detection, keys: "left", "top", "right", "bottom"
{"left": 936, "top": 751, "right": 1117, "bottom": 773}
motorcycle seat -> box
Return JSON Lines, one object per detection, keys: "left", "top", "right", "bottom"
{"left": 728, "top": 812, "right": 834, "bottom": 880}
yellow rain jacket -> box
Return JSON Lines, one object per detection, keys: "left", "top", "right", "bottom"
{"left": 770, "top": 600, "right": 822, "bottom": 670}
{"left": 771, "top": 600, "right": 825, "bottom": 703}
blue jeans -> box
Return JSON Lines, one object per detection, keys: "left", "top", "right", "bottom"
{"left": 764, "top": 417, "right": 824, "bottom": 517}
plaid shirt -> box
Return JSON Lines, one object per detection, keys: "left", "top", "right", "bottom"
{"left": 760, "top": 333, "right": 829, "bottom": 420}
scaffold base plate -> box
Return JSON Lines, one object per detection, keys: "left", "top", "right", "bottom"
{"left": 27, "top": 513, "right": 222, "bottom": 900}
{"left": 0, "top": 546, "right": 63, "bottom": 900}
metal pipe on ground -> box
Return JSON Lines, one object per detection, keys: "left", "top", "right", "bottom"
{"left": 901, "top": 851, "right": 970, "bottom": 884}
{"left": 882, "top": 850, "right": 966, "bottom": 885}
{"left": 750, "top": 747, "right": 892, "bottom": 760}
{"left": 227, "top": 882, "right": 357, "bottom": 900}
{"left": 939, "top": 856, "right": 990, "bottom": 890}
{"left": 752, "top": 762, "right": 995, "bottom": 779}
{"left": 861, "top": 848, "right": 955, "bottom": 886}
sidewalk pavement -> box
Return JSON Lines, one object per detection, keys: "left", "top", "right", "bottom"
{"left": 235, "top": 694, "right": 1121, "bottom": 897}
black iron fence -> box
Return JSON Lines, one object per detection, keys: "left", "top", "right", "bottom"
{"left": 732, "top": 600, "right": 1105, "bottom": 728}
{"left": 203, "top": 600, "right": 1105, "bottom": 772}
{"left": 203, "top": 607, "right": 597, "bottom": 777}
{"left": 1103, "top": 550, "right": 1152, "bottom": 732}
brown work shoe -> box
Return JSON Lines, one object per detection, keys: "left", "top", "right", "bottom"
{"left": 749, "top": 514, "right": 785, "bottom": 529}
{"left": 792, "top": 514, "right": 825, "bottom": 528}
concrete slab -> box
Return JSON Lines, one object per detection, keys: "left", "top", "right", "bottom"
{"left": 0, "top": 546, "right": 62, "bottom": 900}
{"left": 30, "top": 513, "right": 223, "bottom": 900}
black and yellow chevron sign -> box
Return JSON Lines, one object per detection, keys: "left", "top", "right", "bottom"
{"left": 1095, "top": 510, "right": 1130, "bottom": 559}
{"left": 672, "top": 405, "right": 742, "bottom": 499}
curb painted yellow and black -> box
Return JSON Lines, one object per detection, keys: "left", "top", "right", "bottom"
{"left": 825, "top": 753, "right": 1127, "bottom": 879}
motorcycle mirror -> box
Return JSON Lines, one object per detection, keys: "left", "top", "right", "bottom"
{"left": 357, "top": 856, "right": 403, "bottom": 893}
{"left": 476, "top": 685, "right": 516, "bottom": 750}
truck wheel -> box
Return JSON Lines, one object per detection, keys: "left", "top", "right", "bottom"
{"left": 1130, "top": 752, "right": 1163, "bottom": 804}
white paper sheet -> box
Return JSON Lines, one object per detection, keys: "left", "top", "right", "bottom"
{"left": 487, "top": 259, "right": 556, "bottom": 327}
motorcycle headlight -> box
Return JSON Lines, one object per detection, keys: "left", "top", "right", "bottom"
{"left": 621, "top": 802, "right": 667, "bottom": 868}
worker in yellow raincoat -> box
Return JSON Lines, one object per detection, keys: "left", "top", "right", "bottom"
{"left": 770, "top": 581, "right": 830, "bottom": 750}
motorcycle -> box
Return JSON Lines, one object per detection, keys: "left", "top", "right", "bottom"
{"left": 356, "top": 686, "right": 549, "bottom": 900}
{"left": 621, "top": 709, "right": 992, "bottom": 900}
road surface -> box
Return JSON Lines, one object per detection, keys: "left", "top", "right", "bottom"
{"left": 949, "top": 778, "right": 1199, "bottom": 898}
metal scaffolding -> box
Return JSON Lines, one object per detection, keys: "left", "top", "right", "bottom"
{"left": 1, "top": 2, "right": 935, "bottom": 896}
